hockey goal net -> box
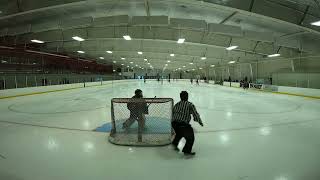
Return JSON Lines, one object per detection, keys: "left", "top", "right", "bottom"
{"left": 109, "top": 98, "right": 174, "bottom": 146}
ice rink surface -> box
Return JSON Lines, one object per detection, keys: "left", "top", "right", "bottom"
{"left": 1, "top": 80, "right": 320, "bottom": 180}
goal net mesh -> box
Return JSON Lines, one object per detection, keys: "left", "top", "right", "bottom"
{"left": 109, "top": 98, "right": 174, "bottom": 146}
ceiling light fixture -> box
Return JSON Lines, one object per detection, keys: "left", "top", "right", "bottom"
{"left": 210, "top": 65, "right": 215, "bottom": 67}
{"left": 106, "top": 51, "right": 112, "bottom": 54}
{"left": 183, "top": 66, "right": 186, "bottom": 68}
{"left": 170, "top": 54, "right": 175, "bottom": 57}
{"left": 177, "top": 38, "right": 185, "bottom": 44}
{"left": 138, "top": 51, "right": 143, "bottom": 55}
{"left": 77, "top": 51, "right": 85, "bottom": 54}
{"left": 199, "top": 67, "right": 203, "bottom": 70}
{"left": 31, "top": 39, "right": 44, "bottom": 44}
{"left": 228, "top": 61, "right": 236, "bottom": 64}
{"left": 201, "top": 57, "right": 207, "bottom": 60}
{"left": 311, "top": 21, "right": 320, "bottom": 26}
{"left": 72, "top": 36, "right": 85, "bottom": 42}
{"left": 147, "top": 63, "right": 150, "bottom": 65}
{"left": 99, "top": 57, "right": 104, "bottom": 60}
{"left": 121, "top": 64, "right": 124, "bottom": 66}
{"left": 113, "top": 61, "right": 116, "bottom": 63}
{"left": 123, "top": 35, "right": 132, "bottom": 40}
{"left": 226, "top": 46, "right": 238, "bottom": 51}
{"left": 121, "top": 57, "right": 125, "bottom": 60}
{"left": 130, "top": 62, "right": 133, "bottom": 64}
{"left": 167, "top": 60, "right": 171, "bottom": 63}
{"left": 189, "top": 62, "right": 193, "bottom": 65}
{"left": 144, "top": 58, "right": 147, "bottom": 61}
{"left": 268, "top": 54, "right": 281, "bottom": 58}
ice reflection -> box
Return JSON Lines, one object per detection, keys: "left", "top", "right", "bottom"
{"left": 260, "top": 126, "right": 272, "bottom": 136}
{"left": 83, "top": 142, "right": 95, "bottom": 153}
{"left": 83, "top": 120, "right": 90, "bottom": 129}
{"left": 219, "top": 133, "right": 230, "bottom": 144}
{"left": 47, "top": 138, "right": 58, "bottom": 150}
{"left": 275, "top": 176, "right": 288, "bottom": 180}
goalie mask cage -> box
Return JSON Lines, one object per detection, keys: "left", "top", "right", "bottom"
{"left": 109, "top": 98, "right": 174, "bottom": 146}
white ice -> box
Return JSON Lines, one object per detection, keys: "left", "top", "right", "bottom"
{"left": 1, "top": 80, "right": 320, "bottom": 180}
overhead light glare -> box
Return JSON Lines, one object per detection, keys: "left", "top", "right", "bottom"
{"left": 167, "top": 60, "right": 171, "bottom": 63}
{"left": 106, "top": 51, "right": 112, "bottom": 54}
{"left": 210, "top": 65, "right": 215, "bottom": 67}
{"left": 99, "top": 57, "right": 104, "bottom": 60}
{"left": 123, "top": 35, "right": 132, "bottom": 40}
{"left": 226, "top": 46, "right": 238, "bottom": 51}
{"left": 177, "top": 38, "right": 185, "bottom": 44}
{"left": 201, "top": 57, "right": 207, "bottom": 60}
{"left": 130, "top": 62, "right": 133, "bottom": 64}
{"left": 121, "top": 57, "right": 125, "bottom": 60}
{"left": 170, "top": 54, "right": 175, "bottom": 57}
{"left": 228, "top": 61, "right": 236, "bottom": 64}
{"left": 311, "top": 21, "right": 320, "bottom": 26}
{"left": 189, "top": 62, "right": 193, "bottom": 65}
{"left": 144, "top": 58, "right": 148, "bottom": 61}
{"left": 138, "top": 51, "right": 143, "bottom": 55}
{"left": 268, "top": 54, "right": 281, "bottom": 58}
{"left": 77, "top": 50, "right": 85, "bottom": 54}
{"left": 31, "top": 39, "right": 44, "bottom": 44}
{"left": 72, "top": 36, "right": 84, "bottom": 42}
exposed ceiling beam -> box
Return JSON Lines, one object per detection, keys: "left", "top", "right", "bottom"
{"left": 252, "top": 41, "right": 260, "bottom": 52}
{"left": 39, "top": 37, "right": 269, "bottom": 56}
{"left": 249, "top": 0, "right": 256, "bottom": 12}
{"left": 312, "top": 0, "right": 320, "bottom": 9}
{"left": 144, "top": 0, "right": 151, "bottom": 17}
{"left": 299, "top": 5, "right": 310, "bottom": 25}
{"left": 279, "top": 31, "right": 308, "bottom": 38}
{"left": 0, "top": 1, "right": 86, "bottom": 21}
{"left": 219, "top": 11, "right": 238, "bottom": 24}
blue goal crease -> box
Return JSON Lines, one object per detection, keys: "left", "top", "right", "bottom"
{"left": 94, "top": 117, "right": 171, "bottom": 134}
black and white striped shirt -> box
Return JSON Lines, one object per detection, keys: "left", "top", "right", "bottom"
{"left": 172, "top": 101, "right": 202, "bottom": 124}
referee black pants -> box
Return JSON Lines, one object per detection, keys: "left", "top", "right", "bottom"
{"left": 172, "top": 121, "right": 194, "bottom": 153}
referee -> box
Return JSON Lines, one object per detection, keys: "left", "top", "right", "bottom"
{"left": 172, "top": 91, "right": 203, "bottom": 156}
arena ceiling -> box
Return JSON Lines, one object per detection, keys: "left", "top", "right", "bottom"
{"left": 0, "top": 0, "right": 319, "bottom": 71}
